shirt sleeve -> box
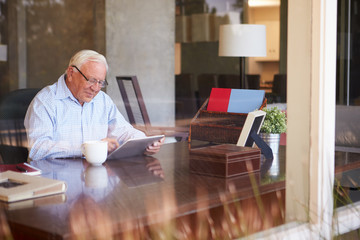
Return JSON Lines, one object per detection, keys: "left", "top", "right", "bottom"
{"left": 24, "top": 94, "right": 80, "bottom": 161}
{"left": 105, "top": 97, "right": 146, "bottom": 143}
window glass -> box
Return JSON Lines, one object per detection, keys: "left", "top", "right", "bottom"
{"left": 175, "top": 0, "right": 284, "bottom": 121}
{"left": 335, "top": 0, "right": 360, "bottom": 206}
{"left": 0, "top": 1, "right": 290, "bottom": 238}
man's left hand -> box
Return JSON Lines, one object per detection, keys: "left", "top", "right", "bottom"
{"left": 145, "top": 137, "right": 165, "bottom": 155}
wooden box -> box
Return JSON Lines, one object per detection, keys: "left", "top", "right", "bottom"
{"left": 189, "top": 171, "right": 261, "bottom": 190}
{"left": 189, "top": 144, "right": 261, "bottom": 178}
{"left": 189, "top": 98, "right": 267, "bottom": 144}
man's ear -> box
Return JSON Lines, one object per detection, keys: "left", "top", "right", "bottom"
{"left": 66, "top": 66, "right": 74, "bottom": 82}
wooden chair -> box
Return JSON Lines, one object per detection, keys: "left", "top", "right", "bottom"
{"left": 116, "top": 76, "right": 189, "bottom": 142}
{"left": 175, "top": 74, "right": 197, "bottom": 120}
{"left": 196, "top": 74, "right": 217, "bottom": 109}
{"left": 245, "top": 74, "right": 261, "bottom": 90}
{"left": 0, "top": 88, "right": 40, "bottom": 164}
{"left": 272, "top": 74, "right": 287, "bottom": 102}
{"left": 218, "top": 74, "right": 241, "bottom": 89}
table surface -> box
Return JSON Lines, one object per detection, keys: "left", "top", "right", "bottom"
{"left": 2, "top": 142, "right": 358, "bottom": 239}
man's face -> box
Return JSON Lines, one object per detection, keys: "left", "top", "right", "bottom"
{"left": 66, "top": 61, "right": 107, "bottom": 105}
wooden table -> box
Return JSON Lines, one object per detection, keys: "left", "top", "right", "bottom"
{"left": 3, "top": 142, "right": 287, "bottom": 239}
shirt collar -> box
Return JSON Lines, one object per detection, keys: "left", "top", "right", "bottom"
{"left": 54, "top": 74, "right": 73, "bottom": 100}
{"left": 55, "top": 74, "right": 101, "bottom": 104}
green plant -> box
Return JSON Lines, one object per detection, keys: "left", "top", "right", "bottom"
{"left": 260, "top": 107, "right": 287, "bottom": 134}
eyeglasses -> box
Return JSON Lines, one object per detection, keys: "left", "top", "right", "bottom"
{"left": 71, "top": 65, "right": 108, "bottom": 88}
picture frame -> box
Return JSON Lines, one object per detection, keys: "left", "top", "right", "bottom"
{"left": 236, "top": 110, "right": 266, "bottom": 147}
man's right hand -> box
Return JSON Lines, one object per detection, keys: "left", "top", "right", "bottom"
{"left": 101, "top": 138, "right": 120, "bottom": 152}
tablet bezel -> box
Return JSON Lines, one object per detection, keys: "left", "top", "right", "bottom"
{"left": 107, "top": 135, "right": 164, "bottom": 160}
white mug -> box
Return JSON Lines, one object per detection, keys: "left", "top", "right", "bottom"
{"left": 81, "top": 140, "right": 108, "bottom": 166}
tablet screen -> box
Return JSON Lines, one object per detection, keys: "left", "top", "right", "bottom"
{"left": 107, "top": 135, "right": 164, "bottom": 160}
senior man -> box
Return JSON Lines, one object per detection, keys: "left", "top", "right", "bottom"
{"left": 25, "top": 49, "right": 164, "bottom": 160}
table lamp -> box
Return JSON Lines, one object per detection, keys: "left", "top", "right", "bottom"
{"left": 218, "top": 24, "right": 266, "bottom": 89}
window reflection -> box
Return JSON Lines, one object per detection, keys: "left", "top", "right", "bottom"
{"left": 175, "top": 0, "right": 284, "bottom": 122}
{"left": 0, "top": 0, "right": 105, "bottom": 94}
{"left": 336, "top": 0, "right": 360, "bottom": 105}
{"left": 1, "top": 0, "right": 360, "bottom": 238}
{"left": 335, "top": 0, "right": 360, "bottom": 155}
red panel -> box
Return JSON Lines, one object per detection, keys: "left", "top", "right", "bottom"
{"left": 206, "top": 88, "right": 231, "bottom": 112}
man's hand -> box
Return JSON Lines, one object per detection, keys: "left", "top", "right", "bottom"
{"left": 146, "top": 158, "right": 164, "bottom": 178}
{"left": 144, "top": 137, "right": 165, "bottom": 155}
{"left": 101, "top": 138, "right": 120, "bottom": 152}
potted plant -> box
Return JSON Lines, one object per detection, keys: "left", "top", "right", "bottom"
{"left": 260, "top": 107, "right": 287, "bottom": 153}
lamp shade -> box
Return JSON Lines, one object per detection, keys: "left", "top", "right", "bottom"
{"left": 218, "top": 24, "right": 266, "bottom": 57}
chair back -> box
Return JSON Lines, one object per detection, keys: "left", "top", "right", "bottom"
{"left": 218, "top": 74, "right": 240, "bottom": 89}
{"left": 272, "top": 74, "right": 287, "bottom": 102}
{"left": 116, "top": 76, "right": 189, "bottom": 142}
{"left": 197, "top": 74, "right": 217, "bottom": 109}
{"left": 116, "top": 76, "right": 151, "bottom": 130}
{"left": 175, "top": 74, "right": 197, "bottom": 119}
{"left": 245, "top": 74, "right": 260, "bottom": 90}
{"left": 0, "top": 88, "right": 40, "bottom": 163}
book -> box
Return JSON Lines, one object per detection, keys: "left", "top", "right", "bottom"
{"left": 0, "top": 163, "right": 42, "bottom": 176}
{"left": 0, "top": 194, "right": 66, "bottom": 210}
{"left": 0, "top": 171, "right": 67, "bottom": 202}
{"left": 227, "top": 89, "right": 265, "bottom": 113}
{"left": 207, "top": 88, "right": 231, "bottom": 112}
{"left": 206, "top": 88, "right": 265, "bottom": 114}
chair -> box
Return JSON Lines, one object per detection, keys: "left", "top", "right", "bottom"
{"left": 116, "top": 76, "right": 189, "bottom": 141}
{"left": 245, "top": 74, "right": 260, "bottom": 90}
{"left": 0, "top": 88, "right": 41, "bottom": 164}
{"left": 218, "top": 74, "right": 240, "bottom": 89}
{"left": 175, "top": 74, "right": 197, "bottom": 120}
{"left": 196, "top": 74, "right": 217, "bottom": 109}
{"left": 272, "top": 74, "right": 287, "bottom": 102}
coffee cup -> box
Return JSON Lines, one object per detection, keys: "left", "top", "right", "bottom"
{"left": 81, "top": 140, "right": 108, "bottom": 166}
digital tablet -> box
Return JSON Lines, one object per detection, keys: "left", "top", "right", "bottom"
{"left": 107, "top": 135, "right": 164, "bottom": 160}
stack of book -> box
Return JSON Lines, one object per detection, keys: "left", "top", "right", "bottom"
{"left": 0, "top": 167, "right": 66, "bottom": 203}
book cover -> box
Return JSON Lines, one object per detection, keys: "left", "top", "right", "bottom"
{"left": 0, "top": 163, "right": 42, "bottom": 176}
{"left": 206, "top": 88, "right": 231, "bottom": 112}
{"left": 227, "top": 89, "right": 265, "bottom": 114}
{"left": 0, "top": 171, "right": 67, "bottom": 202}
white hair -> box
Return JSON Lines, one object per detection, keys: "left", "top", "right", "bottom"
{"left": 65, "top": 49, "right": 108, "bottom": 74}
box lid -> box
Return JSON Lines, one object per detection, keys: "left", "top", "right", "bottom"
{"left": 190, "top": 144, "right": 260, "bottom": 162}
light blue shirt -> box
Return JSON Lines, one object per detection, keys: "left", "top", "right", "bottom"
{"left": 24, "top": 74, "right": 145, "bottom": 160}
